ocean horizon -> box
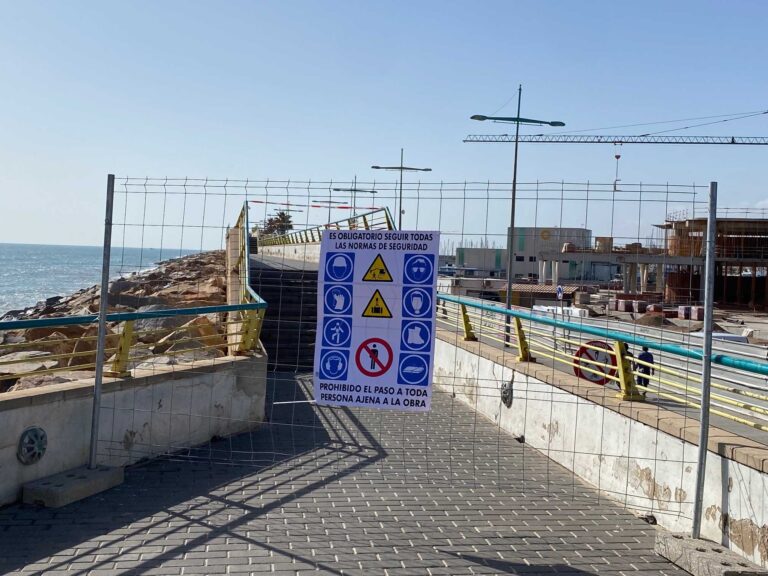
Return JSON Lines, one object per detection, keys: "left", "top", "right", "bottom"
{"left": 0, "top": 242, "right": 204, "bottom": 315}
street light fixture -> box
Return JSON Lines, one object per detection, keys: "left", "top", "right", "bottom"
{"left": 333, "top": 176, "right": 378, "bottom": 217}
{"left": 371, "top": 148, "right": 431, "bottom": 229}
{"left": 471, "top": 84, "right": 565, "bottom": 317}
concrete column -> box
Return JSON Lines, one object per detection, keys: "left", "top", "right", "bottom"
{"left": 622, "top": 264, "right": 630, "bottom": 294}
{"left": 632, "top": 263, "right": 640, "bottom": 293}
{"left": 640, "top": 264, "right": 649, "bottom": 293}
{"left": 538, "top": 260, "right": 547, "bottom": 285}
{"left": 552, "top": 261, "right": 560, "bottom": 286}
{"left": 751, "top": 265, "right": 757, "bottom": 308}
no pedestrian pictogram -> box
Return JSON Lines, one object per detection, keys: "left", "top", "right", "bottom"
{"left": 362, "top": 289, "right": 393, "bottom": 318}
{"left": 355, "top": 337, "right": 393, "bottom": 377}
{"left": 362, "top": 254, "right": 393, "bottom": 282}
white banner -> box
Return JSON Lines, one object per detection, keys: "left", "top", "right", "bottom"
{"left": 313, "top": 230, "right": 439, "bottom": 412}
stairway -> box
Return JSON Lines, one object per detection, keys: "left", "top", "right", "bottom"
{"left": 249, "top": 261, "right": 318, "bottom": 371}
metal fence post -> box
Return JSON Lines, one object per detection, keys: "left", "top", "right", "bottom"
{"left": 88, "top": 173, "right": 115, "bottom": 469}
{"left": 459, "top": 304, "right": 477, "bottom": 341}
{"left": 512, "top": 317, "right": 532, "bottom": 361}
{"left": 107, "top": 320, "right": 133, "bottom": 377}
{"left": 613, "top": 341, "right": 644, "bottom": 401}
{"left": 692, "top": 182, "right": 717, "bottom": 538}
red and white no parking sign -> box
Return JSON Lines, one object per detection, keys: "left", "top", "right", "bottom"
{"left": 574, "top": 340, "right": 617, "bottom": 385}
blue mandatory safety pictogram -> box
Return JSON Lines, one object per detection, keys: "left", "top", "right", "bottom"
{"left": 322, "top": 317, "right": 352, "bottom": 348}
{"left": 324, "top": 284, "right": 353, "bottom": 316}
{"left": 402, "top": 287, "right": 432, "bottom": 318}
{"left": 403, "top": 253, "right": 434, "bottom": 285}
{"left": 400, "top": 320, "right": 432, "bottom": 352}
{"left": 397, "top": 353, "right": 430, "bottom": 386}
{"left": 319, "top": 349, "right": 349, "bottom": 381}
{"left": 324, "top": 252, "right": 355, "bottom": 283}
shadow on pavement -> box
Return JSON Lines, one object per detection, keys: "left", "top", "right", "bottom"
{"left": 0, "top": 373, "right": 385, "bottom": 575}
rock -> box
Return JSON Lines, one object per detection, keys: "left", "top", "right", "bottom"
{"left": 7, "top": 370, "right": 94, "bottom": 392}
{"left": 67, "top": 327, "right": 120, "bottom": 368}
{"left": 154, "top": 316, "right": 226, "bottom": 353}
{"left": 1, "top": 249, "right": 227, "bottom": 393}
{"left": 134, "top": 355, "right": 178, "bottom": 371}
{"left": 132, "top": 305, "right": 189, "bottom": 343}
{"left": 30, "top": 332, "right": 78, "bottom": 358}
{"left": 24, "top": 325, "right": 87, "bottom": 341}
{"left": 108, "top": 278, "right": 135, "bottom": 295}
{"left": 0, "top": 330, "right": 26, "bottom": 345}
{"left": 107, "top": 292, "right": 166, "bottom": 309}
{"left": 0, "top": 351, "right": 58, "bottom": 376}
{"left": 106, "top": 347, "right": 151, "bottom": 372}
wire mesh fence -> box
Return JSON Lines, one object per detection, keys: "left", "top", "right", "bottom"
{"left": 79, "top": 176, "right": 768, "bottom": 538}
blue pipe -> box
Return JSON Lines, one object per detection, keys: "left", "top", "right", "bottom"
{"left": 0, "top": 301, "right": 266, "bottom": 331}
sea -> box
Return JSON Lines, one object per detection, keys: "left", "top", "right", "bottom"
{"left": 0, "top": 243, "right": 196, "bottom": 316}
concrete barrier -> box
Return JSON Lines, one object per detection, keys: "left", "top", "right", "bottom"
{"left": 0, "top": 353, "right": 267, "bottom": 506}
{"left": 434, "top": 330, "right": 768, "bottom": 567}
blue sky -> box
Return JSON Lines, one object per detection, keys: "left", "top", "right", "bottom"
{"left": 1, "top": 0, "right": 766, "bottom": 249}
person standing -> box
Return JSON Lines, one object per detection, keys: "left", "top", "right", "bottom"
{"left": 635, "top": 346, "right": 655, "bottom": 395}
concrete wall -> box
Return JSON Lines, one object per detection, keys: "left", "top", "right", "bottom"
{"left": 259, "top": 243, "right": 321, "bottom": 263}
{"left": 433, "top": 333, "right": 768, "bottom": 567}
{"left": 0, "top": 354, "right": 267, "bottom": 506}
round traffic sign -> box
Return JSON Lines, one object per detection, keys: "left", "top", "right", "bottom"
{"left": 355, "top": 337, "right": 393, "bottom": 377}
{"left": 574, "top": 340, "right": 617, "bottom": 385}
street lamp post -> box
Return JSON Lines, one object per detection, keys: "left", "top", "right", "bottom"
{"left": 333, "top": 176, "right": 378, "bottom": 218}
{"left": 372, "top": 148, "right": 431, "bottom": 229}
{"left": 471, "top": 85, "right": 565, "bottom": 314}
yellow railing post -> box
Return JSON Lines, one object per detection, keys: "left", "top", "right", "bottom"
{"left": 238, "top": 309, "right": 264, "bottom": 353}
{"left": 362, "top": 215, "right": 370, "bottom": 229}
{"left": 106, "top": 320, "right": 134, "bottom": 377}
{"left": 614, "top": 341, "right": 644, "bottom": 401}
{"left": 512, "top": 316, "right": 532, "bottom": 361}
{"left": 460, "top": 304, "right": 477, "bottom": 341}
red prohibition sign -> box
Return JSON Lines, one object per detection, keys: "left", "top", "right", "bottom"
{"left": 574, "top": 340, "right": 617, "bottom": 385}
{"left": 355, "top": 337, "right": 394, "bottom": 377}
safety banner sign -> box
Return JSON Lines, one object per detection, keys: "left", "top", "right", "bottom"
{"left": 314, "top": 230, "right": 440, "bottom": 412}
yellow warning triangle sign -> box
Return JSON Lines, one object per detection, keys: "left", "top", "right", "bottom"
{"left": 362, "top": 254, "right": 393, "bottom": 282}
{"left": 362, "top": 289, "right": 393, "bottom": 318}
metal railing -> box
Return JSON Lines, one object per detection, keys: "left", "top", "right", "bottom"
{"left": 258, "top": 207, "right": 395, "bottom": 246}
{"left": 231, "top": 202, "right": 268, "bottom": 352}
{"left": 436, "top": 293, "right": 768, "bottom": 432}
{"left": 0, "top": 301, "right": 268, "bottom": 387}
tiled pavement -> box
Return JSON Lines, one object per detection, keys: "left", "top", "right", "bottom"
{"left": 0, "top": 374, "right": 685, "bottom": 575}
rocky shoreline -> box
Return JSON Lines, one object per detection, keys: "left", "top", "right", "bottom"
{"left": 0, "top": 251, "right": 228, "bottom": 393}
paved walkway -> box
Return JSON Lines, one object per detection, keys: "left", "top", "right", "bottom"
{"left": 0, "top": 374, "right": 684, "bottom": 575}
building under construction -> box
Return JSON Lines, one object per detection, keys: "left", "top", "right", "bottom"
{"left": 659, "top": 215, "right": 768, "bottom": 308}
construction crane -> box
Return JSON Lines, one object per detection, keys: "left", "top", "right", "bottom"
{"left": 464, "top": 134, "right": 768, "bottom": 145}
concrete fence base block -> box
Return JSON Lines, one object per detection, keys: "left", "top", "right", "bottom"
{"left": 22, "top": 466, "right": 124, "bottom": 508}
{"left": 655, "top": 530, "right": 767, "bottom": 576}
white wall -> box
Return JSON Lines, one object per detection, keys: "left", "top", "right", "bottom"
{"left": 259, "top": 243, "right": 322, "bottom": 263}
{"left": 433, "top": 336, "right": 768, "bottom": 567}
{"left": 0, "top": 354, "right": 267, "bottom": 506}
